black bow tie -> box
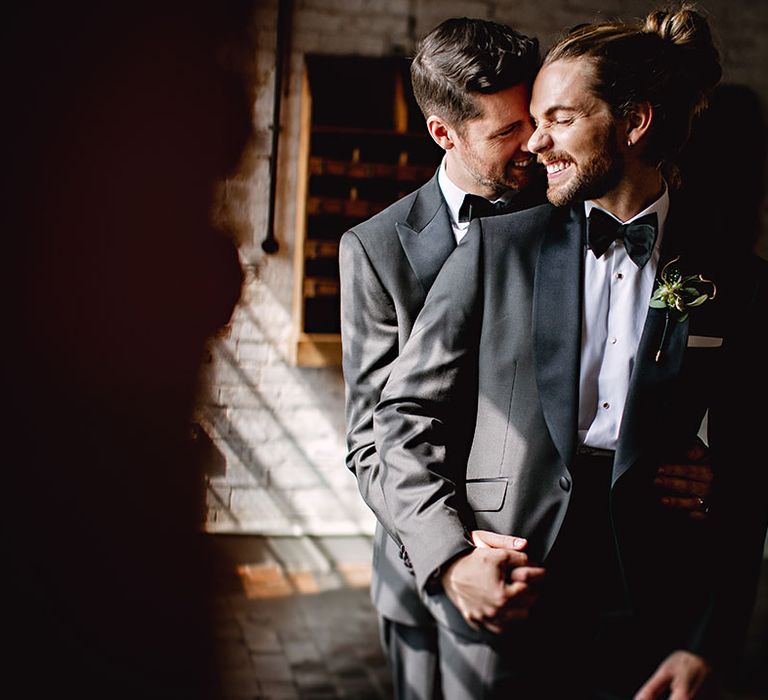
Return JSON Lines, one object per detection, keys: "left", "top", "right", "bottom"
{"left": 586, "top": 209, "right": 658, "bottom": 268}
{"left": 458, "top": 193, "right": 515, "bottom": 223}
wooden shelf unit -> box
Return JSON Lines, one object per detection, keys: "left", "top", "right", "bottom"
{"left": 291, "top": 54, "right": 442, "bottom": 366}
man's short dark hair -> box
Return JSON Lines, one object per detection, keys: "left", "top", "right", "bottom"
{"left": 411, "top": 17, "right": 539, "bottom": 129}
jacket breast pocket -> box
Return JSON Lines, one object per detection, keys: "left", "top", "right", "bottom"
{"left": 466, "top": 477, "right": 508, "bottom": 512}
{"left": 470, "top": 360, "right": 517, "bottom": 476}
{"left": 686, "top": 335, "right": 723, "bottom": 348}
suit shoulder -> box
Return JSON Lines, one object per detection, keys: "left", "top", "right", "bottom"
{"left": 492, "top": 202, "right": 557, "bottom": 229}
{"left": 479, "top": 202, "right": 558, "bottom": 246}
{"left": 345, "top": 187, "right": 421, "bottom": 245}
{"left": 340, "top": 195, "right": 416, "bottom": 273}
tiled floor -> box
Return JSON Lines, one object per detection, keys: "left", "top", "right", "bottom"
{"left": 209, "top": 535, "right": 768, "bottom": 700}
{"left": 210, "top": 535, "right": 393, "bottom": 700}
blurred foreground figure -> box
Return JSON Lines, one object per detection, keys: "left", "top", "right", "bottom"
{"left": 4, "top": 2, "right": 249, "bottom": 698}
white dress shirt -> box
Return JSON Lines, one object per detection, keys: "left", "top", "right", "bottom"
{"left": 437, "top": 157, "right": 513, "bottom": 244}
{"left": 578, "top": 188, "right": 669, "bottom": 451}
{"left": 437, "top": 158, "right": 472, "bottom": 244}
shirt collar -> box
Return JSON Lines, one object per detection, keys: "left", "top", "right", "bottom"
{"left": 437, "top": 156, "right": 469, "bottom": 228}
{"left": 438, "top": 156, "right": 514, "bottom": 227}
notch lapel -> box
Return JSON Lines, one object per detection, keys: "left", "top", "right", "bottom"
{"left": 533, "top": 205, "right": 584, "bottom": 469}
{"left": 396, "top": 173, "right": 455, "bottom": 295}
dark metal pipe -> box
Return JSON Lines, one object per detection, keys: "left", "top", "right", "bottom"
{"left": 262, "top": 0, "right": 293, "bottom": 254}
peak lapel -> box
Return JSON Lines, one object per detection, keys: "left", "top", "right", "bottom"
{"left": 396, "top": 174, "right": 455, "bottom": 295}
{"left": 533, "top": 205, "right": 584, "bottom": 469}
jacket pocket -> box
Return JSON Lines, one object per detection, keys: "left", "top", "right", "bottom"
{"left": 472, "top": 360, "right": 517, "bottom": 475}
{"left": 466, "top": 477, "right": 508, "bottom": 512}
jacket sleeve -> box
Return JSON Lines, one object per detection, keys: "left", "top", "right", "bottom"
{"left": 339, "top": 229, "right": 402, "bottom": 542}
{"left": 687, "top": 255, "right": 768, "bottom": 677}
{"left": 373, "top": 223, "right": 484, "bottom": 593}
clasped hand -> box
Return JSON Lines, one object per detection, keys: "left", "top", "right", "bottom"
{"left": 441, "top": 530, "right": 546, "bottom": 634}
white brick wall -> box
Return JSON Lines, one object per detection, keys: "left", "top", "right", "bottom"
{"left": 199, "top": 0, "right": 768, "bottom": 536}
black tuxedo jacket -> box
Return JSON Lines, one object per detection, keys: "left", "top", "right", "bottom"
{"left": 374, "top": 200, "right": 768, "bottom": 670}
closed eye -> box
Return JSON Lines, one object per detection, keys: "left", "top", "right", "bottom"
{"left": 494, "top": 122, "right": 522, "bottom": 138}
{"left": 533, "top": 109, "right": 579, "bottom": 129}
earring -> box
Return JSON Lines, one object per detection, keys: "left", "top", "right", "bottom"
{"left": 627, "top": 139, "right": 633, "bottom": 148}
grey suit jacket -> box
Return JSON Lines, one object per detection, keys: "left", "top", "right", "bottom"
{"left": 374, "top": 200, "right": 768, "bottom": 671}
{"left": 340, "top": 171, "right": 456, "bottom": 625}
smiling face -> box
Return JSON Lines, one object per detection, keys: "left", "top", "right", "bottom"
{"left": 443, "top": 82, "right": 535, "bottom": 198}
{"left": 527, "top": 59, "right": 625, "bottom": 206}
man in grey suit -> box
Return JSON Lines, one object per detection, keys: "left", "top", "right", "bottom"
{"left": 339, "top": 18, "right": 546, "bottom": 700}
{"left": 375, "top": 6, "right": 768, "bottom": 700}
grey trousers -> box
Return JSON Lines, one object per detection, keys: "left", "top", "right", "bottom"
{"left": 379, "top": 616, "right": 442, "bottom": 700}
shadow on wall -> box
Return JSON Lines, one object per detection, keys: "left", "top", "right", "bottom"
{"left": 197, "top": 310, "right": 371, "bottom": 536}
{"left": 678, "top": 82, "right": 768, "bottom": 258}
{"left": 4, "top": 1, "right": 253, "bottom": 698}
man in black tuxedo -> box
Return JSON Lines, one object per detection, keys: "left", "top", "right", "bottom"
{"left": 374, "top": 6, "right": 768, "bottom": 700}
{"left": 339, "top": 18, "right": 546, "bottom": 699}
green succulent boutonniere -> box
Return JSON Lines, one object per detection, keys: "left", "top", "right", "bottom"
{"left": 649, "top": 256, "right": 717, "bottom": 362}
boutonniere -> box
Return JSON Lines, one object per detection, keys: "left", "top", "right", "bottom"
{"left": 649, "top": 256, "right": 717, "bottom": 362}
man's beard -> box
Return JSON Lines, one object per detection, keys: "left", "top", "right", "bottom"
{"left": 463, "top": 147, "right": 531, "bottom": 197}
{"left": 544, "top": 126, "right": 623, "bottom": 207}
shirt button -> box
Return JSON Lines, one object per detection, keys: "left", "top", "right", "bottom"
{"left": 559, "top": 476, "right": 571, "bottom": 491}
{"left": 615, "top": 272, "right": 624, "bottom": 280}
{"left": 602, "top": 401, "right": 610, "bottom": 409}
{"left": 609, "top": 337, "right": 617, "bottom": 344}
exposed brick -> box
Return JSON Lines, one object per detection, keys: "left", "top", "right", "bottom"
{"left": 296, "top": 31, "right": 387, "bottom": 56}
{"left": 226, "top": 407, "right": 279, "bottom": 444}
{"left": 207, "top": 481, "right": 233, "bottom": 508}
{"left": 281, "top": 486, "right": 362, "bottom": 520}
{"left": 414, "top": 2, "right": 491, "bottom": 39}
{"left": 342, "top": 13, "right": 410, "bottom": 39}
{"left": 363, "top": 0, "right": 410, "bottom": 14}
{"left": 236, "top": 338, "right": 273, "bottom": 364}
{"left": 293, "top": 9, "right": 348, "bottom": 36}
{"left": 230, "top": 488, "right": 296, "bottom": 528}
{"left": 217, "top": 384, "right": 270, "bottom": 410}
{"left": 266, "top": 464, "right": 324, "bottom": 491}
{"left": 299, "top": 0, "right": 364, "bottom": 13}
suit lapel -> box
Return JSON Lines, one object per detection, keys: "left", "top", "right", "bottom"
{"left": 396, "top": 173, "right": 455, "bottom": 295}
{"left": 533, "top": 205, "right": 584, "bottom": 469}
{"left": 613, "top": 203, "right": 690, "bottom": 484}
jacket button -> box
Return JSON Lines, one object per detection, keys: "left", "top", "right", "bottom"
{"left": 559, "top": 476, "right": 571, "bottom": 491}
